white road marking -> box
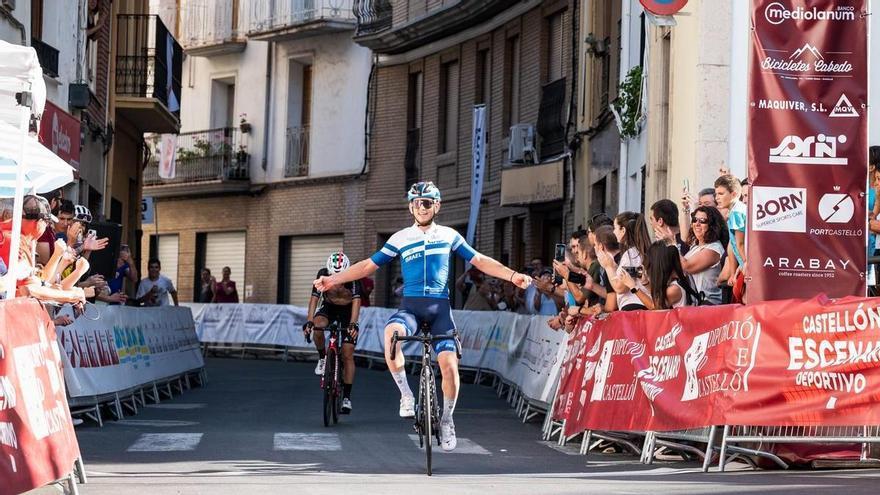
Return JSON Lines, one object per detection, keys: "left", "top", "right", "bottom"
{"left": 127, "top": 433, "right": 203, "bottom": 452}
{"left": 274, "top": 433, "right": 342, "bottom": 451}
{"left": 144, "top": 403, "right": 207, "bottom": 410}
{"left": 407, "top": 434, "right": 490, "bottom": 455}
{"left": 112, "top": 420, "right": 200, "bottom": 428}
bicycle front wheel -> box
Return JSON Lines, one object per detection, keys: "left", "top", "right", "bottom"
{"left": 422, "top": 365, "right": 433, "bottom": 476}
{"left": 323, "top": 351, "right": 337, "bottom": 427}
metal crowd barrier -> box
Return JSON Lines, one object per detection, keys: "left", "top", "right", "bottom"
{"left": 69, "top": 368, "right": 207, "bottom": 427}
{"left": 642, "top": 427, "right": 717, "bottom": 471}
{"left": 713, "top": 425, "right": 880, "bottom": 471}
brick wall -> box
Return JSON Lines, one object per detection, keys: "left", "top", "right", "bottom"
{"left": 142, "top": 178, "right": 367, "bottom": 303}
{"left": 365, "top": 0, "right": 576, "bottom": 305}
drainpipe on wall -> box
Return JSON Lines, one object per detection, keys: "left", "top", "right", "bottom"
{"left": 617, "top": 0, "right": 632, "bottom": 213}
{"left": 0, "top": 6, "right": 27, "bottom": 45}
{"left": 261, "top": 42, "right": 274, "bottom": 172}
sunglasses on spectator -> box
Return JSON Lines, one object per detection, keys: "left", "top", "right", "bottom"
{"left": 691, "top": 217, "right": 710, "bottom": 225}
{"left": 412, "top": 199, "right": 436, "bottom": 209}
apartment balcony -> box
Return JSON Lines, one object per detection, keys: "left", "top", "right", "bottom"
{"left": 143, "top": 128, "right": 251, "bottom": 197}
{"left": 352, "top": 0, "right": 509, "bottom": 54}
{"left": 181, "top": 0, "right": 247, "bottom": 57}
{"left": 284, "top": 126, "right": 309, "bottom": 177}
{"left": 115, "top": 14, "right": 182, "bottom": 134}
{"left": 247, "top": 0, "right": 356, "bottom": 42}
{"left": 32, "top": 38, "right": 59, "bottom": 78}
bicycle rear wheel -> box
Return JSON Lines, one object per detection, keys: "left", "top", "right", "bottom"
{"left": 422, "top": 363, "right": 433, "bottom": 476}
{"left": 332, "top": 355, "right": 341, "bottom": 425}
{"left": 323, "top": 350, "right": 337, "bottom": 427}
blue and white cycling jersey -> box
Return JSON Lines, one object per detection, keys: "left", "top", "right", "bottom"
{"left": 370, "top": 223, "right": 478, "bottom": 299}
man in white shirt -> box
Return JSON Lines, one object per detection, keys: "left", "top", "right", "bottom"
{"left": 136, "top": 258, "right": 178, "bottom": 307}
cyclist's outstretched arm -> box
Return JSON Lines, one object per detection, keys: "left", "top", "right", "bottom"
{"left": 315, "top": 259, "right": 379, "bottom": 291}
{"left": 470, "top": 253, "right": 532, "bottom": 289}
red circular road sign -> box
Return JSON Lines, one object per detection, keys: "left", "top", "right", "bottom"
{"left": 639, "top": 0, "right": 688, "bottom": 16}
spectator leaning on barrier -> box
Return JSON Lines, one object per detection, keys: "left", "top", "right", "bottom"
{"left": 715, "top": 174, "right": 747, "bottom": 303}
{"left": 650, "top": 199, "right": 689, "bottom": 256}
{"left": 599, "top": 212, "right": 652, "bottom": 312}
{"left": 137, "top": 258, "right": 179, "bottom": 307}
{"left": 868, "top": 146, "right": 880, "bottom": 290}
{"left": 681, "top": 206, "right": 726, "bottom": 305}
{"left": 107, "top": 244, "right": 137, "bottom": 302}
{"left": 199, "top": 268, "right": 216, "bottom": 303}
{"left": 642, "top": 241, "right": 696, "bottom": 309}
{"left": 212, "top": 266, "right": 239, "bottom": 303}
{"left": 531, "top": 268, "right": 562, "bottom": 316}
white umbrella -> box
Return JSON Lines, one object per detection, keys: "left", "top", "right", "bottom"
{"left": 0, "top": 121, "right": 74, "bottom": 197}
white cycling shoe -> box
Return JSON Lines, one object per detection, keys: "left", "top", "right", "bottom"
{"left": 399, "top": 395, "right": 415, "bottom": 418}
{"left": 341, "top": 398, "right": 352, "bottom": 414}
{"left": 314, "top": 358, "right": 325, "bottom": 376}
{"left": 440, "top": 422, "right": 457, "bottom": 452}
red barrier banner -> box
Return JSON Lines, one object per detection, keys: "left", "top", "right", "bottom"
{"left": 746, "top": 0, "right": 868, "bottom": 301}
{"left": 553, "top": 296, "right": 880, "bottom": 436}
{"left": 0, "top": 299, "right": 80, "bottom": 495}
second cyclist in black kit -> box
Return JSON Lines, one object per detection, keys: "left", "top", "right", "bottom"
{"left": 303, "top": 252, "right": 361, "bottom": 414}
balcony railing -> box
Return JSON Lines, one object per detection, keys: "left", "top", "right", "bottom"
{"left": 284, "top": 126, "right": 309, "bottom": 177}
{"left": 32, "top": 38, "right": 59, "bottom": 78}
{"left": 144, "top": 128, "right": 249, "bottom": 186}
{"left": 181, "top": 0, "right": 248, "bottom": 53}
{"left": 353, "top": 0, "right": 391, "bottom": 36}
{"left": 248, "top": 0, "right": 355, "bottom": 35}
{"left": 116, "top": 14, "right": 183, "bottom": 113}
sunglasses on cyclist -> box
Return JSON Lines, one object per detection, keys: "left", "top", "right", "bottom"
{"left": 691, "top": 217, "right": 710, "bottom": 225}
{"left": 412, "top": 199, "right": 436, "bottom": 210}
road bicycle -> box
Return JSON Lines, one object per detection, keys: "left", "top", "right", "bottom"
{"left": 306, "top": 320, "right": 345, "bottom": 427}
{"left": 391, "top": 321, "right": 461, "bottom": 476}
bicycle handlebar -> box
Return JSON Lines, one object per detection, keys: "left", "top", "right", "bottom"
{"left": 390, "top": 331, "right": 462, "bottom": 360}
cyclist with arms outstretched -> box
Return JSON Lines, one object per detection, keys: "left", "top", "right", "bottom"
{"left": 304, "top": 252, "right": 361, "bottom": 414}
{"left": 314, "top": 182, "right": 532, "bottom": 451}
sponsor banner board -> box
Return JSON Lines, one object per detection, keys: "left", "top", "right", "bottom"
{"left": 0, "top": 298, "right": 81, "bottom": 495}
{"left": 747, "top": 0, "right": 868, "bottom": 300}
{"left": 553, "top": 296, "right": 880, "bottom": 435}
{"left": 57, "top": 305, "right": 203, "bottom": 398}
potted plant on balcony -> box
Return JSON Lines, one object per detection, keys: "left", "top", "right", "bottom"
{"left": 239, "top": 113, "right": 252, "bottom": 134}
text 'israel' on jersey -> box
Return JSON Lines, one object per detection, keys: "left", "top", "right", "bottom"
{"left": 369, "top": 224, "right": 478, "bottom": 299}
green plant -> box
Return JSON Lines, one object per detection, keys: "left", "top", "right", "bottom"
{"left": 193, "top": 138, "right": 212, "bottom": 157}
{"left": 612, "top": 65, "right": 644, "bottom": 139}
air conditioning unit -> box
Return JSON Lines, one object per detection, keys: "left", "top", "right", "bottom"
{"left": 507, "top": 124, "right": 536, "bottom": 165}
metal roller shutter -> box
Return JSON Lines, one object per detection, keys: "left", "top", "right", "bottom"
{"left": 205, "top": 231, "right": 247, "bottom": 289}
{"left": 288, "top": 235, "right": 343, "bottom": 305}
{"left": 157, "top": 234, "right": 179, "bottom": 289}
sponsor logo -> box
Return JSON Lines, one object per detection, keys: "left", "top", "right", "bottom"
{"left": 764, "top": 3, "right": 857, "bottom": 25}
{"left": 818, "top": 192, "right": 855, "bottom": 223}
{"left": 829, "top": 93, "right": 859, "bottom": 117}
{"left": 769, "top": 134, "right": 847, "bottom": 165}
{"left": 752, "top": 186, "right": 807, "bottom": 232}
{"left": 51, "top": 113, "right": 72, "bottom": 155}
{"left": 761, "top": 43, "right": 853, "bottom": 76}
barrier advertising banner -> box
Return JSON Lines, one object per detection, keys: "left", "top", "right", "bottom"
{"left": 747, "top": 0, "right": 868, "bottom": 300}
{"left": 553, "top": 296, "right": 880, "bottom": 436}
{"left": 56, "top": 306, "right": 203, "bottom": 398}
{"left": 0, "top": 299, "right": 80, "bottom": 495}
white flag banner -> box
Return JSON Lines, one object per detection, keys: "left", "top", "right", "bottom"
{"left": 466, "top": 105, "right": 487, "bottom": 246}
{"left": 158, "top": 133, "right": 177, "bottom": 179}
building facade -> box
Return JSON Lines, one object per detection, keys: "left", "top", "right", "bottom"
{"left": 140, "top": 0, "right": 372, "bottom": 305}
{"left": 354, "top": 0, "right": 577, "bottom": 307}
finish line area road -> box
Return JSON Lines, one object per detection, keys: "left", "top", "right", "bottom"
{"left": 61, "top": 358, "right": 880, "bottom": 495}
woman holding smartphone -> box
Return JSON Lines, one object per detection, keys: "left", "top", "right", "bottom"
{"left": 596, "top": 211, "right": 652, "bottom": 311}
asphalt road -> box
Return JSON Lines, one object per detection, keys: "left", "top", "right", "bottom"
{"left": 44, "top": 357, "right": 880, "bottom": 494}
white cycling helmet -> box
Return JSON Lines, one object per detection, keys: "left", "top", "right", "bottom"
{"left": 326, "top": 251, "right": 350, "bottom": 274}
{"left": 407, "top": 181, "right": 441, "bottom": 202}
{"left": 73, "top": 204, "right": 92, "bottom": 224}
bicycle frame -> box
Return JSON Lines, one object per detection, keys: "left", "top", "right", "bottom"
{"left": 390, "top": 323, "right": 462, "bottom": 476}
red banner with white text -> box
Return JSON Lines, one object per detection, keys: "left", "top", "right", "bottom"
{"left": 553, "top": 296, "right": 880, "bottom": 436}
{"left": 746, "top": 0, "right": 868, "bottom": 301}
{"left": 0, "top": 299, "right": 81, "bottom": 495}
